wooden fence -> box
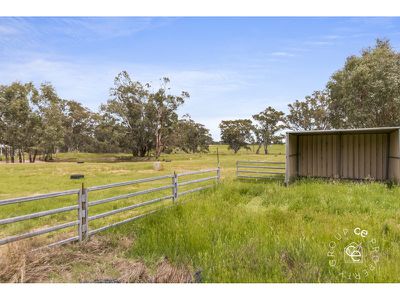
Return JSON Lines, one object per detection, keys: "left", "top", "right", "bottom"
{"left": 0, "top": 168, "right": 220, "bottom": 249}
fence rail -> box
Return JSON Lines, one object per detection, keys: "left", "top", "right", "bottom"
{"left": 236, "top": 161, "right": 285, "bottom": 180}
{"left": 0, "top": 167, "right": 220, "bottom": 249}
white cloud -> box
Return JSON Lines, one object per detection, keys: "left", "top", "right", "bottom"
{"left": 270, "top": 51, "right": 295, "bottom": 57}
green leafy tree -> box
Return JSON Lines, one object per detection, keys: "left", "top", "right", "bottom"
{"left": 219, "top": 119, "right": 253, "bottom": 154}
{"left": 287, "top": 90, "right": 331, "bottom": 131}
{"left": 90, "top": 112, "right": 123, "bottom": 153}
{"left": 62, "top": 100, "right": 97, "bottom": 152}
{"left": 37, "top": 83, "right": 65, "bottom": 161}
{"left": 104, "top": 71, "right": 154, "bottom": 157}
{"left": 172, "top": 115, "right": 213, "bottom": 153}
{"left": 149, "top": 77, "right": 189, "bottom": 159}
{"left": 252, "top": 106, "right": 285, "bottom": 154}
{"left": 327, "top": 39, "right": 400, "bottom": 128}
{"left": 0, "top": 82, "right": 40, "bottom": 163}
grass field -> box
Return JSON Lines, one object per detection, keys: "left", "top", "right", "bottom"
{"left": 0, "top": 145, "right": 284, "bottom": 239}
{"left": 1, "top": 144, "right": 400, "bottom": 283}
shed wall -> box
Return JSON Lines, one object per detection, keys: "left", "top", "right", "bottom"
{"left": 286, "top": 129, "right": 400, "bottom": 183}
{"left": 286, "top": 133, "right": 298, "bottom": 182}
{"left": 388, "top": 130, "right": 400, "bottom": 182}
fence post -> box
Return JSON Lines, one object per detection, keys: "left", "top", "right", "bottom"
{"left": 78, "top": 183, "right": 89, "bottom": 241}
{"left": 217, "top": 165, "right": 221, "bottom": 183}
{"left": 172, "top": 171, "right": 178, "bottom": 203}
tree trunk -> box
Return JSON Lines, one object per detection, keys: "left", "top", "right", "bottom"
{"left": 264, "top": 143, "right": 269, "bottom": 155}
{"left": 5, "top": 147, "right": 9, "bottom": 163}
{"left": 256, "top": 143, "right": 262, "bottom": 154}
{"left": 32, "top": 150, "right": 37, "bottom": 163}
{"left": 18, "top": 150, "right": 22, "bottom": 163}
{"left": 138, "top": 147, "right": 147, "bottom": 157}
{"left": 29, "top": 151, "right": 33, "bottom": 163}
{"left": 11, "top": 147, "right": 15, "bottom": 163}
{"left": 155, "top": 130, "right": 162, "bottom": 159}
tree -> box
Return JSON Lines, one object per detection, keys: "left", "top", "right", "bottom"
{"left": 286, "top": 90, "right": 331, "bottom": 131}
{"left": 104, "top": 72, "right": 188, "bottom": 158}
{"left": 172, "top": 115, "right": 213, "bottom": 153}
{"left": 219, "top": 119, "right": 253, "bottom": 154}
{"left": 62, "top": 100, "right": 97, "bottom": 152}
{"left": 104, "top": 71, "right": 155, "bottom": 157}
{"left": 252, "top": 106, "right": 285, "bottom": 154}
{"left": 327, "top": 39, "right": 400, "bottom": 128}
{"left": 149, "top": 77, "right": 189, "bottom": 159}
{"left": 93, "top": 113, "right": 124, "bottom": 153}
{"left": 37, "top": 83, "right": 65, "bottom": 161}
{"left": 0, "top": 82, "right": 40, "bottom": 163}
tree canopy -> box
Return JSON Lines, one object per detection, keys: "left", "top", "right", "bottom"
{"left": 286, "top": 90, "right": 331, "bottom": 131}
{"left": 327, "top": 39, "right": 400, "bottom": 128}
{"left": 0, "top": 72, "right": 210, "bottom": 162}
{"left": 219, "top": 119, "right": 254, "bottom": 154}
{"left": 252, "top": 106, "right": 285, "bottom": 154}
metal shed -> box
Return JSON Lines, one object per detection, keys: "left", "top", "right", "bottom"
{"left": 285, "top": 127, "right": 400, "bottom": 184}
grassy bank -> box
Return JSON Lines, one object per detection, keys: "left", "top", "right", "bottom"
{"left": 105, "top": 179, "right": 400, "bottom": 283}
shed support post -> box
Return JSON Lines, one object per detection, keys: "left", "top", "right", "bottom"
{"left": 78, "top": 183, "right": 88, "bottom": 242}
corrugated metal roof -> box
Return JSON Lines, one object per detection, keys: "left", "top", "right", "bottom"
{"left": 287, "top": 127, "right": 400, "bottom": 135}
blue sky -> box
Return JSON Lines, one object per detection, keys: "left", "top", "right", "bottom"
{"left": 1, "top": 17, "right": 400, "bottom": 139}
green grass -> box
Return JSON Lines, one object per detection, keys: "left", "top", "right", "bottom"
{"left": 106, "top": 179, "right": 400, "bottom": 283}
{"left": 1, "top": 144, "right": 399, "bottom": 282}
{"left": 0, "top": 144, "right": 284, "bottom": 240}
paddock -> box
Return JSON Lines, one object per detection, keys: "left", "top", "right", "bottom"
{"left": 285, "top": 127, "right": 400, "bottom": 184}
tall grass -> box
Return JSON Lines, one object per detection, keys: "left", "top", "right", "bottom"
{"left": 107, "top": 179, "right": 400, "bottom": 283}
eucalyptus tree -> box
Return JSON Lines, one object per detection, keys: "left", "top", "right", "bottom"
{"left": 149, "top": 77, "right": 189, "bottom": 158}
{"left": 104, "top": 71, "right": 154, "bottom": 157}
{"left": 172, "top": 115, "right": 213, "bottom": 153}
{"left": 286, "top": 90, "right": 331, "bottom": 131}
{"left": 36, "top": 83, "right": 66, "bottom": 161}
{"left": 0, "top": 82, "right": 41, "bottom": 163}
{"left": 219, "top": 119, "right": 254, "bottom": 154}
{"left": 252, "top": 106, "right": 285, "bottom": 154}
{"left": 327, "top": 39, "right": 400, "bottom": 128}
{"left": 62, "top": 100, "right": 97, "bottom": 152}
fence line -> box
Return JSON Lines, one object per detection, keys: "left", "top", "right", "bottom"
{"left": 236, "top": 161, "right": 285, "bottom": 180}
{"left": 0, "top": 167, "right": 220, "bottom": 248}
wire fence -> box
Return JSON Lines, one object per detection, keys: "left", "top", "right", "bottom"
{"left": 236, "top": 160, "right": 285, "bottom": 180}
{"left": 0, "top": 167, "right": 220, "bottom": 249}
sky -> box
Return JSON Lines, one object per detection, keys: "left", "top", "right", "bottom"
{"left": 0, "top": 17, "right": 400, "bottom": 140}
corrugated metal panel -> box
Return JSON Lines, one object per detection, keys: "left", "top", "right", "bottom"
{"left": 307, "top": 135, "right": 313, "bottom": 176}
{"left": 359, "top": 134, "right": 365, "bottom": 179}
{"left": 365, "top": 134, "right": 371, "bottom": 178}
{"left": 388, "top": 130, "right": 400, "bottom": 183}
{"left": 294, "top": 132, "right": 392, "bottom": 181}
{"left": 287, "top": 128, "right": 400, "bottom": 183}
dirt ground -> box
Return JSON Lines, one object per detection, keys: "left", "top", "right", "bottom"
{"left": 0, "top": 236, "right": 194, "bottom": 283}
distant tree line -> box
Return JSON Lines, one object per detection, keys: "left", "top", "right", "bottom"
{"left": 0, "top": 71, "right": 212, "bottom": 163}
{"left": 220, "top": 39, "right": 400, "bottom": 154}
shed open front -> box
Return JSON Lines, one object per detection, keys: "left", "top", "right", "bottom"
{"left": 285, "top": 127, "right": 400, "bottom": 184}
